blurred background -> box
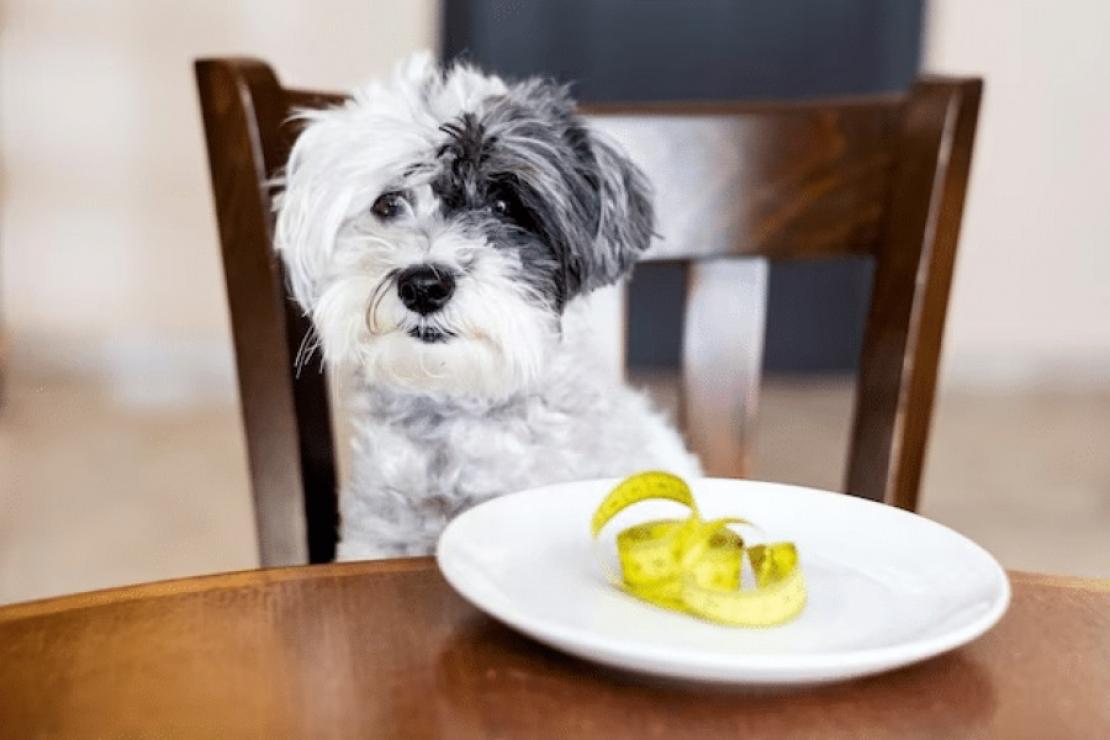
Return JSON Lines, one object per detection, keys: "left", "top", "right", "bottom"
{"left": 1, "top": 0, "right": 1107, "bottom": 605}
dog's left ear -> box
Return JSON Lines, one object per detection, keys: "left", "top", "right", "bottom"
{"left": 570, "top": 125, "right": 655, "bottom": 292}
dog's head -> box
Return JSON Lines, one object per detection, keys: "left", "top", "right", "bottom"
{"left": 276, "top": 53, "right": 653, "bottom": 397}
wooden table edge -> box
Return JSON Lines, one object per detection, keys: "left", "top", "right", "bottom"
{"left": 1, "top": 562, "right": 1105, "bottom": 624}
{"left": 0, "top": 556, "right": 436, "bottom": 623}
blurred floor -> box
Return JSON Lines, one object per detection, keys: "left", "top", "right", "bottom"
{"left": 1, "top": 369, "right": 1107, "bottom": 605}
{"left": 0, "top": 369, "right": 258, "bottom": 605}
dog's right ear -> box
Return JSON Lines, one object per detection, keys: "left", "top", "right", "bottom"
{"left": 273, "top": 102, "right": 362, "bottom": 312}
{"left": 272, "top": 183, "right": 312, "bottom": 312}
{"left": 273, "top": 155, "right": 342, "bottom": 312}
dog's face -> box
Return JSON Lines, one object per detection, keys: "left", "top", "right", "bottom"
{"left": 276, "top": 54, "right": 653, "bottom": 397}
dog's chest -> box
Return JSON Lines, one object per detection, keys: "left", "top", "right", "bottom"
{"left": 380, "top": 398, "right": 581, "bottom": 497}
{"left": 355, "top": 383, "right": 627, "bottom": 505}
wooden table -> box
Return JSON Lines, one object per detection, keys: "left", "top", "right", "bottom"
{"left": 1, "top": 561, "right": 1106, "bottom": 738}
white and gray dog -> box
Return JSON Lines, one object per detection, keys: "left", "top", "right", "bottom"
{"left": 276, "top": 54, "right": 701, "bottom": 559}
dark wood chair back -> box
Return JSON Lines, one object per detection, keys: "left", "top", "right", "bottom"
{"left": 196, "top": 58, "right": 981, "bottom": 566}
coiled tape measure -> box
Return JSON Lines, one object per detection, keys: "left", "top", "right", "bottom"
{"left": 591, "top": 471, "right": 806, "bottom": 627}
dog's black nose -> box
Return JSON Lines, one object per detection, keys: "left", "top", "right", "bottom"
{"left": 396, "top": 265, "right": 455, "bottom": 315}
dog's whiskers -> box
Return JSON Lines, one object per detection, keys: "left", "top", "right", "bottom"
{"left": 366, "top": 269, "right": 401, "bottom": 335}
{"left": 359, "top": 234, "right": 397, "bottom": 251}
{"left": 293, "top": 322, "right": 322, "bottom": 377}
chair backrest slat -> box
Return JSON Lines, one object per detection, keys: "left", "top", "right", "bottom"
{"left": 586, "top": 104, "right": 900, "bottom": 261}
{"left": 681, "top": 258, "right": 768, "bottom": 477}
{"left": 847, "top": 78, "right": 982, "bottom": 507}
{"left": 197, "top": 60, "right": 338, "bottom": 565}
{"left": 197, "top": 58, "right": 981, "bottom": 565}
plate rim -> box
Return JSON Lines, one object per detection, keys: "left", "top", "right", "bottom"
{"left": 436, "top": 477, "right": 1011, "bottom": 680}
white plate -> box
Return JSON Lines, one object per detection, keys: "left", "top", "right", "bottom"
{"left": 436, "top": 478, "right": 1010, "bottom": 685}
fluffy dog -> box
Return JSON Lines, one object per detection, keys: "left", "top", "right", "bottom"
{"left": 275, "top": 54, "right": 701, "bottom": 559}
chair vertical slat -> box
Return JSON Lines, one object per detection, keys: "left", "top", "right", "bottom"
{"left": 681, "top": 258, "right": 768, "bottom": 478}
{"left": 846, "top": 78, "right": 983, "bottom": 508}
{"left": 195, "top": 58, "right": 338, "bottom": 565}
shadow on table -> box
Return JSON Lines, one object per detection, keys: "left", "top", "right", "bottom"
{"left": 432, "top": 614, "right": 998, "bottom": 737}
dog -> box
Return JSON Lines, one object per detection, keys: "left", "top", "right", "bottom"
{"left": 275, "top": 54, "right": 701, "bottom": 559}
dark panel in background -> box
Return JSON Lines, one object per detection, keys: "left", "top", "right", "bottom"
{"left": 443, "top": 0, "right": 923, "bottom": 371}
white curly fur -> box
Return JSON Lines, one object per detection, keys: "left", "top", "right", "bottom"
{"left": 275, "top": 54, "right": 701, "bottom": 559}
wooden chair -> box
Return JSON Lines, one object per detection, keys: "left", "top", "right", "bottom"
{"left": 195, "top": 57, "right": 981, "bottom": 567}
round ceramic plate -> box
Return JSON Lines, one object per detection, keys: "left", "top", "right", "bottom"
{"left": 436, "top": 478, "right": 1010, "bottom": 685}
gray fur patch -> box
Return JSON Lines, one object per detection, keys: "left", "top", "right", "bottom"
{"left": 427, "top": 77, "right": 655, "bottom": 309}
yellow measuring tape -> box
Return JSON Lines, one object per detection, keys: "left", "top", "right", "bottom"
{"left": 591, "top": 472, "right": 806, "bottom": 626}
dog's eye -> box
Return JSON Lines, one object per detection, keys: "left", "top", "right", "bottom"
{"left": 488, "top": 186, "right": 529, "bottom": 227}
{"left": 371, "top": 191, "right": 407, "bottom": 221}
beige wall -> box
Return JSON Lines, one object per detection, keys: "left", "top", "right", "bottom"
{"left": 926, "top": 0, "right": 1110, "bottom": 388}
{"left": 1, "top": 0, "right": 438, "bottom": 402}
{"left": 6, "top": 2, "right": 1107, "bottom": 400}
